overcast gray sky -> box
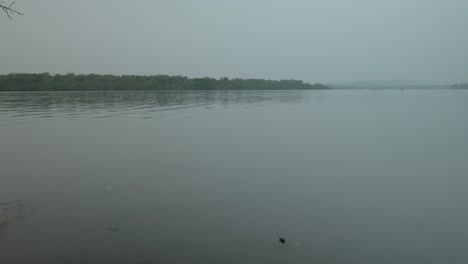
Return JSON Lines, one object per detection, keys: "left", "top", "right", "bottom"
{"left": 0, "top": 0, "right": 467, "bottom": 84}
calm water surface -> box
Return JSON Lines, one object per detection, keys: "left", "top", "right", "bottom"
{"left": 0, "top": 90, "right": 467, "bottom": 264}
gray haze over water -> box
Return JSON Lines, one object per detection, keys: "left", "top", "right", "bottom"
{"left": 1, "top": 0, "right": 468, "bottom": 84}
{"left": 1, "top": 90, "right": 468, "bottom": 263}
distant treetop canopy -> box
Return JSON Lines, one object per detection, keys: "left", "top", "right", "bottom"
{"left": 0, "top": 73, "right": 329, "bottom": 91}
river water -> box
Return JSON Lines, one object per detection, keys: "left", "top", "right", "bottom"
{"left": 0, "top": 90, "right": 467, "bottom": 263}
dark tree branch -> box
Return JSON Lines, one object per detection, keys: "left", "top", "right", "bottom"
{"left": 0, "top": 1, "right": 23, "bottom": 19}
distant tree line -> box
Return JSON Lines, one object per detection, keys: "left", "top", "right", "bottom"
{"left": 0, "top": 73, "right": 328, "bottom": 91}
{"left": 451, "top": 84, "right": 468, "bottom": 89}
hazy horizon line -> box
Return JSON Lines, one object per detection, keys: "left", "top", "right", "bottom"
{"left": 0, "top": 72, "right": 464, "bottom": 86}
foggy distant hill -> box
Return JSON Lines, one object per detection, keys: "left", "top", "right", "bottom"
{"left": 329, "top": 79, "right": 429, "bottom": 88}
{"left": 451, "top": 83, "right": 468, "bottom": 89}
{"left": 349, "top": 79, "right": 428, "bottom": 87}
{"left": 326, "top": 79, "right": 455, "bottom": 89}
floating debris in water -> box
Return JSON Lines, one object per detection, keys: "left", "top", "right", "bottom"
{"left": 108, "top": 227, "right": 119, "bottom": 232}
{"left": 279, "top": 237, "right": 286, "bottom": 244}
{"left": 104, "top": 185, "right": 113, "bottom": 191}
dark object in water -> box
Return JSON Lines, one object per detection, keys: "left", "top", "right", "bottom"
{"left": 108, "top": 227, "right": 119, "bottom": 232}
{"left": 279, "top": 237, "right": 286, "bottom": 244}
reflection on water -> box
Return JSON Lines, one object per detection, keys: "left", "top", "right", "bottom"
{"left": 0, "top": 91, "right": 309, "bottom": 122}
{"left": 0, "top": 90, "right": 468, "bottom": 264}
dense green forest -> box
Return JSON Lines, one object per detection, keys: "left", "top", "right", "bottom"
{"left": 0, "top": 73, "right": 328, "bottom": 91}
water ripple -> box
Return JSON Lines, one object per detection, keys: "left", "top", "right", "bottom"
{"left": 0, "top": 91, "right": 308, "bottom": 124}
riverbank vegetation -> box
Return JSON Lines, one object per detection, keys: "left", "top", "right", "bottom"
{"left": 0, "top": 73, "right": 328, "bottom": 91}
